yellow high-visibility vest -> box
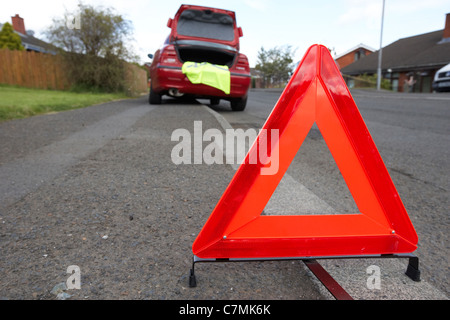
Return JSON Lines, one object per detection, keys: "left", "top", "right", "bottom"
{"left": 182, "top": 61, "right": 231, "bottom": 95}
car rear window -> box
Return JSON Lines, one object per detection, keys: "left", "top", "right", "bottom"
{"left": 176, "top": 9, "right": 235, "bottom": 41}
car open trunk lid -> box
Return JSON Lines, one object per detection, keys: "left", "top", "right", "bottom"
{"left": 168, "top": 5, "right": 242, "bottom": 51}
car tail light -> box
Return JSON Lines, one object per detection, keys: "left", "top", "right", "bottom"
{"left": 160, "top": 45, "right": 179, "bottom": 65}
{"left": 236, "top": 54, "right": 250, "bottom": 73}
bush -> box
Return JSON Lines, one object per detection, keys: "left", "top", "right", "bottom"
{"left": 0, "top": 22, "right": 24, "bottom": 51}
{"left": 46, "top": 2, "right": 137, "bottom": 93}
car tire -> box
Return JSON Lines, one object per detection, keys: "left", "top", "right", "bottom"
{"left": 230, "top": 96, "right": 247, "bottom": 111}
{"left": 149, "top": 85, "right": 162, "bottom": 105}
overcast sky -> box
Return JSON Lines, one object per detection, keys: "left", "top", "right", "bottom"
{"left": 1, "top": 0, "right": 449, "bottom": 66}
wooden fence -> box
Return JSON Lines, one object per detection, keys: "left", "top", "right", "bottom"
{"left": 124, "top": 62, "right": 148, "bottom": 96}
{"left": 0, "top": 49, "right": 148, "bottom": 95}
{"left": 0, "top": 49, "right": 71, "bottom": 90}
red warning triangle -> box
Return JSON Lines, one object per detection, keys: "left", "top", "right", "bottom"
{"left": 193, "top": 44, "right": 418, "bottom": 259}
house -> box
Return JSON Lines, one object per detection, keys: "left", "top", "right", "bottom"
{"left": 334, "top": 44, "right": 375, "bottom": 70}
{"left": 7, "top": 14, "right": 56, "bottom": 54}
{"left": 250, "top": 68, "right": 263, "bottom": 88}
{"left": 341, "top": 13, "right": 450, "bottom": 93}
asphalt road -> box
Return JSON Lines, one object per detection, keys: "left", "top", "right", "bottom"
{"left": 208, "top": 88, "right": 450, "bottom": 297}
{"left": 0, "top": 89, "right": 448, "bottom": 301}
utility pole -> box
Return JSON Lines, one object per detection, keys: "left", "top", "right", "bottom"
{"left": 377, "top": 0, "right": 385, "bottom": 91}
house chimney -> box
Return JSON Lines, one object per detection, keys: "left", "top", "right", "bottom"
{"left": 11, "top": 14, "right": 26, "bottom": 35}
{"left": 443, "top": 13, "right": 450, "bottom": 39}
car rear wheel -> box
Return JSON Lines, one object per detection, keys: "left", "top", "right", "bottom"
{"left": 149, "top": 85, "right": 162, "bottom": 105}
{"left": 230, "top": 96, "right": 247, "bottom": 111}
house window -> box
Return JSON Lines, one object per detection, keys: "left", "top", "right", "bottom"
{"left": 391, "top": 72, "right": 399, "bottom": 91}
{"left": 392, "top": 79, "right": 399, "bottom": 91}
{"left": 354, "top": 49, "right": 366, "bottom": 62}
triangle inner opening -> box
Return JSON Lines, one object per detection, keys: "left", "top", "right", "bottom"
{"left": 263, "top": 123, "right": 360, "bottom": 216}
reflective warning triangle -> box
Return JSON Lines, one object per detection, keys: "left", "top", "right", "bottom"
{"left": 193, "top": 44, "right": 418, "bottom": 259}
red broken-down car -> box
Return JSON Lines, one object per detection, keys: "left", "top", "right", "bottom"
{"left": 148, "top": 5, "right": 251, "bottom": 111}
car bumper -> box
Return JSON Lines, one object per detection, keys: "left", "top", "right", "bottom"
{"left": 432, "top": 80, "right": 450, "bottom": 91}
{"left": 152, "top": 65, "right": 251, "bottom": 98}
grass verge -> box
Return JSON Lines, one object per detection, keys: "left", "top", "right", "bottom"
{"left": 0, "top": 85, "right": 129, "bottom": 122}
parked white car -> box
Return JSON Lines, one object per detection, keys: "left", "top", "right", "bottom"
{"left": 432, "top": 63, "right": 450, "bottom": 92}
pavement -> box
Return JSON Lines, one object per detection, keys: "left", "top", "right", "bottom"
{"left": 0, "top": 95, "right": 447, "bottom": 300}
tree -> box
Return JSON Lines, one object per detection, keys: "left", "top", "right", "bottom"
{"left": 255, "top": 45, "right": 295, "bottom": 88}
{"left": 45, "top": 2, "right": 137, "bottom": 92}
{"left": 0, "top": 22, "right": 25, "bottom": 51}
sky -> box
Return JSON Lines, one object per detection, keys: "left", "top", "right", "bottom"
{"left": 1, "top": 0, "right": 449, "bottom": 67}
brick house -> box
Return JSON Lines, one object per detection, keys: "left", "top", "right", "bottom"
{"left": 6, "top": 14, "right": 56, "bottom": 54}
{"left": 341, "top": 13, "right": 450, "bottom": 93}
{"left": 334, "top": 44, "right": 375, "bottom": 70}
